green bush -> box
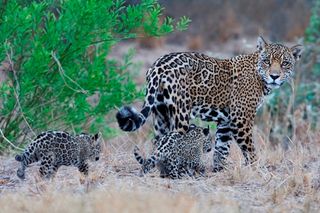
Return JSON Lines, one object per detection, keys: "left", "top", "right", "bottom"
{"left": 0, "top": 0, "right": 190, "bottom": 152}
{"left": 305, "top": 0, "right": 320, "bottom": 43}
{"left": 305, "top": 0, "right": 320, "bottom": 78}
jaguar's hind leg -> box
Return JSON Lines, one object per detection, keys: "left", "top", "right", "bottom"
{"left": 141, "top": 156, "right": 158, "bottom": 174}
{"left": 155, "top": 85, "right": 191, "bottom": 136}
{"left": 213, "top": 122, "right": 233, "bottom": 172}
{"left": 168, "top": 165, "right": 180, "bottom": 179}
{"left": 159, "top": 159, "right": 183, "bottom": 178}
{"left": 166, "top": 159, "right": 183, "bottom": 179}
{"left": 153, "top": 103, "right": 171, "bottom": 136}
{"left": 171, "top": 96, "right": 191, "bottom": 134}
{"left": 158, "top": 159, "right": 170, "bottom": 178}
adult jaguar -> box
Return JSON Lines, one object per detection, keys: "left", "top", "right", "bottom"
{"left": 116, "top": 36, "right": 303, "bottom": 171}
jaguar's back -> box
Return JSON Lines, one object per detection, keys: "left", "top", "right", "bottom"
{"left": 16, "top": 131, "right": 77, "bottom": 166}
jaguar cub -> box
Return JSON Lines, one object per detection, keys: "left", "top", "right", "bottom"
{"left": 134, "top": 125, "right": 212, "bottom": 179}
{"left": 15, "top": 131, "right": 102, "bottom": 179}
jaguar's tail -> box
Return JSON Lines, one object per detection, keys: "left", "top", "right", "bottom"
{"left": 116, "top": 79, "right": 156, "bottom": 132}
{"left": 133, "top": 146, "right": 145, "bottom": 165}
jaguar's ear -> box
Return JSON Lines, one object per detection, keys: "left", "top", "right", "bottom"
{"left": 203, "top": 126, "right": 210, "bottom": 136}
{"left": 257, "top": 36, "right": 267, "bottom": 52}
{"left": 188, "top": 124, "right": 197, "bottom": 131}
{"left": 92, "top": 132, "right": 102, "bottom": 144}
{"left": 291, "top": 44, "right": 304, "bottom": 61}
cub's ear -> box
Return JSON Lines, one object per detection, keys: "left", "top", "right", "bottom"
{"left": 188, "top": 124, "right": 197, "bottom": 132}
{"left": 257, "top": 36, "right": 267, "bottom": 52}
{"left": 291, "top": 44, "right": 304, "bottom": 61}
{"left": 203, "top": 126, "right": 210, "bottom": 136}
{"left": 92, "top": 132, "right": 102, "bottom": 142}
{"left": 154, "top": 135, "right": 160, "bottom": 141}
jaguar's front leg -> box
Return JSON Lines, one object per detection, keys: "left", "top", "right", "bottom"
{"left": 78, "top": 161, "right": 89, "bottom": 176}
{"left": 195, "top": 162, "right": 206, "bottom": 176}
{"left": 241, "top": 135, "right": 257, "bottom": 165}
{"left": 225, "top": 80, "right": 259, "bottom": 167}
{"left": 229, "top": 103, "right": 257, "bottom": 165}
{"left": 233, "top": 121, "right": 257, "bottom": 165}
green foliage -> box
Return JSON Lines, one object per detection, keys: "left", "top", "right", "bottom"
{"left": 0, "top": 0, "right": 190, "bottom": 152}
{"left": 176, "top": 16, "right": 192, "bottom": 31}
{"left": 263, "top": 82, "right": 320, "bottom": 116}
{"left": 305, "top": 0, "right": 320, "bottom": 78}
{"left": 305, "top": 0, "right": 320, "bottom": 43}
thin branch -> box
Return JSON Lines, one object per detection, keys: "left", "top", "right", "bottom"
{"left": 51, "top": 51, "right": 88, "bottom": 94}
{"left": 89, "top": 34, "right": 145, "bottom": 45}
{"left": 5, "top": 42, "right": 36, "bottom": 137}
{"left": 0, "top": 128, "right": 24, "bottom": 151}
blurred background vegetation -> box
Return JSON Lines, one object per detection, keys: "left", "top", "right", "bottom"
{"left": 0, "top": 0, "right": 319, "bottom": 153}
{"left": 0, "top": 0, "right": 190, "bottom": 152}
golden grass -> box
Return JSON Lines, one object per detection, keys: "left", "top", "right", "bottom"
{"left": 0, "top": 122, "right": 319, "bottom": 213}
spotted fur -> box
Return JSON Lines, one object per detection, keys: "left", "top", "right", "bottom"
{"left": 117, "top": 36, "right": 303, "bottom": 171}
{"left": 15, "top": 131, "right": 102, "bottom": 179}
{"left": 134, "top": 125, "right": 212, "bottom": 179}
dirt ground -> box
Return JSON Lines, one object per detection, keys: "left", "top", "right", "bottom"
{"left": 1, "top": 39, "right": 320, "bottom": 212}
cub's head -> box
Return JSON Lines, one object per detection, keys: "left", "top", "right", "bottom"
{"left": 256, "top": 36, "right": 303, "bottom": 88}
{"left": 77, "top": 132, "right": 102, "bottom": 161}
{"left": 188, "top": 124, "right": 212, "bottom": 153}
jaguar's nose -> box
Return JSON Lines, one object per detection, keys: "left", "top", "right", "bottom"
{"left": 270, "top": 74, "right": 280, "bottom": 80}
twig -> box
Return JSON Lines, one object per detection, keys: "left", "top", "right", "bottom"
{"left": 0, "top": 128, "right": 24, "bottom": 151}
{"left": 288, "top": 78, "right": 295, "bottom": 141}
{"left": 5, "top": 42, "right": 36, "bottom": 137}
{"left": 51, "top": 51, "right": 88, "bottom": 94}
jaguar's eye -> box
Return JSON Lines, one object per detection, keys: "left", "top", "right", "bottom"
{"left": 281, "top": 61, "right": 290, "bottom": 67}
{"left": 262, "top": 59, "right": 270, "bottom": 66}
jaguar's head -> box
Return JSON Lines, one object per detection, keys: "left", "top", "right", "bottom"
{"left": 188, "top": 124, "right": 212, "bottom": 153}
{"left": 77, "top": 132, "right": 102, "bottom": 161}
{"left": 256, "top": 36, "right": 303, "bottom": 88}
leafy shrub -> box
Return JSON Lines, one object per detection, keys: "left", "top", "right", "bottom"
{"left": 304, "top": 0, "right": 320, "bottom": 78}
{"left": 0, "top": 0, "right": 190, "bottom": 152}
{"left": 305, "top": 0, "right": 320, "bottom": 43}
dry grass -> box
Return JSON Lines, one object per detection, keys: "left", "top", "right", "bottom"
{"left": 0, "top": 122, "right": 320, "bottom": 213}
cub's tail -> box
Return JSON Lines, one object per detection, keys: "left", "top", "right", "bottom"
{"left": 133, "top": 146, "right": 145, "bottom": 165}
{"left": 15, "top": 153, "right": 26, "bottom": 179}
{"left": 15, "top": 154, "right": 24, "bottom": 162}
